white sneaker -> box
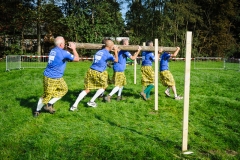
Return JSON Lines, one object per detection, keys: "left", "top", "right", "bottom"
{"left": 87, "top": 101, "right": 97, "bottom": 107}
{"left": 175, "top": 96, "right": 183, "bottom": 100}
{"left": 70, "top": 106, "right": 78, "bottom": 111}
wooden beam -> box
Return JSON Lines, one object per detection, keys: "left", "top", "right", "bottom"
{"left": 75, "top": 43, "right": 177, "bottom": 52}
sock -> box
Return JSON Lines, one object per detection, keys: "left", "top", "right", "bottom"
{"left": 100, "top": 91, "right": 105, "bottom": 97}
{"left": 118, "top": 87, "right": 123, "bottom": 96}
{"left": 109, "top": 86, "right": 120, "bottom": 96}
{"left": 166, "top": 87, "right": 170, "bottom": 93}
{"left": 145, "top": 85, "right": 154, "bottom": 98}
{"left": 36, "top": 97, "right": 44, "bottom": 111}
{"left": 73, "top": 90, "right": 87, "bottom": 107}
{"left": 90, "top": 88, "right": 104, "bottom": 102}
{"left": 144, "top": 85, "right": 154, "bottom": 94}
{"left": 48, "top": 97, "right": 61, "bottom": 104}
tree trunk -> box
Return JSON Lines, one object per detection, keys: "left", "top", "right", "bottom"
{"left": 37, "top": 0, "right": 41, "bottom": 56}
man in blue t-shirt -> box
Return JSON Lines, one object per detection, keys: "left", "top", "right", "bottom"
{"left": 70, "top": 39, "right": 118, "bottom": 110}
{"left": 159, "top": 47, "right": 183, "bottom": 100}
{"left": 140, "top": 41, "right": 162, "bottom": 100}
{"left": 34, "top": 36, "right": 79, "bottom": 117}
{"left": 104, "top": 39, "right": 142, "bottom": 102}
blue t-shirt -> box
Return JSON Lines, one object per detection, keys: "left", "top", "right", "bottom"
{"left": 113, "top": 50, "right": 132, "bottom": 72}
{"left": 160, "top": 52, "right": 171, "bottom": 71}
{"left": 44, "top": 47, "right": 74, "bottom": 78}
{"left": 141, "top": 51, "right": 155, "bottom": 66}
{"left": 90, "top": 49, "right": 115, "bottom": 72}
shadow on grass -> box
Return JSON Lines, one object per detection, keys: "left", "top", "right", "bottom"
{"left": 16, "top": 96, "right": 39, "bottom": 113}
{"left": 61, "top": 87, "right": 144, "bottom": 104}
{"left": 16, "top": 86, "right": 152, "bottom": 114}
{"left": 103, "top": 87, "right": 146, "bottom": 100}
{"left": 94, "top": 113, "right": 181, "bottom": 150}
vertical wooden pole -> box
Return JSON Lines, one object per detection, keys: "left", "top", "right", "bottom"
{"left": 182, "top": 31, "right": 192, "bottom": 151}
{"left": 154, "top": 39, "right": 158, "bottom": 111}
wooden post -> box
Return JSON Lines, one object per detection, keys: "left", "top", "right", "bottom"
{"left": 154, "top": 39, "right": 158, "bottom": 111}
{"left": 134, "top": 55, "right": 137, "bottom": 84}
{"left": 134, "top": 42, "right": 145, "bottom": 84}
{"left": 75, "top": 43, "right": 177, "bottom": 52}
{"left": 182, "top": 31, "right": 192, "bottom": 152}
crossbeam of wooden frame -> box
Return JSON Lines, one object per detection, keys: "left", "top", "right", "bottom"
{"left": 75, "top": 43, "right": 177, "bottom": 52}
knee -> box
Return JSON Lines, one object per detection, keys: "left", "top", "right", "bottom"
{"left": 85, "top": 89, "right": 90, "bottom": 94}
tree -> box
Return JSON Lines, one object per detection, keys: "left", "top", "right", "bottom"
{"left": 194, "top": 0, "right": 239, "bottom": 57}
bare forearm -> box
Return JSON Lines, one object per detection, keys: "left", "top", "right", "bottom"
{"left": 130, "top": 46, "right": 142, "bottom": 60}
{"left": 114, "top": 50, "right": 118, "bottom": 62}
{"left": 172, "top": 47, "right": 180, "bottom": 57}
{"left": 72, "top": 49, "right": 79, "bottom": 61}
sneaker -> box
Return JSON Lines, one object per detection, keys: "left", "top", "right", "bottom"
{"left": 117, "top": 96, "right": 122, "bottom": 101}
{"left": 175, "top": 96, "right": 183, "bottom": 100}
{"left": 165, "top": 90, "right": 170, "bottom": 97}
{"left": 34, "top": 111, "right": 40, "bottom": 117}
{"left": 44, "top": 103, "right": 55, "bottom": 114}
{"left": 70, "top": 106, "right": 78, "bottom": 111}
{"left": 87, "top": 101, "right": 97, "bottom": 107}
{"left": 117, "top": 96, "right": 125, "bottom": 101}
{"left": 140, "top": 92, "right": 147, "bottom": 101}
{"left": 104, "top": 95, "right": 111, "bottom": 102}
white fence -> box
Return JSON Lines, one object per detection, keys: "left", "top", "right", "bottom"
{"left": 194, "top": 57, "right": 240, "bottom": 71}
{"left": 6, "top": 55, "right": 94, "bottom": 71}
{"left": 6, "top": 55, "right": 240, "bottom": 71}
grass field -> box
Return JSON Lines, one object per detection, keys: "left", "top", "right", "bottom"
{"left": 0, "top": 60, "right": 239, "bottom": 159}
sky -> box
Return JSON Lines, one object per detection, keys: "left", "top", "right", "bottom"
{"left": 121, "top": 3, "right": 128, "bottom": 19}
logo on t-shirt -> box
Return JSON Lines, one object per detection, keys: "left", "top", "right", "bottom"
{"left": 94, "top": 51, "right": 103, "bottom": 63}
{"left": 48, "top": 51, "right": 56, "bottom": 64}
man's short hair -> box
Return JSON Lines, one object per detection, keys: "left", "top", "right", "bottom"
{"left": 146, "top": 40, "right": 153, "bottom": 46}
{"left": 120, "top": 39, "right": 129, "bottom": 45}
{"left": 54, "top": 36, "right": 64, "bottom": 46}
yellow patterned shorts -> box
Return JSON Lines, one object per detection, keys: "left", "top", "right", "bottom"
{"left": 160, "top": 70, "right": 175, "bottom": 87}
{"left": 141, "top": 66, "right": 154, "bottom": 87}
{"left": 112, "top": 72, "right": 126, "bottom": 87}
{"left": 42, "top": 76, "right": 68, "bottom": 104}
{"left": 84, "top": 68, "right": 108, "bottom": 89}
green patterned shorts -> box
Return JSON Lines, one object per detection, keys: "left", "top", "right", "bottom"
{"left": 160, "top": 70, "right": 175, "bottom": 87}
{"left": 84, "top": 68, "right": 108, "bottom": 89}
{"left": 141, "top": 66, "right": 154, "bottom": 87}
{"left": 42, "top": 76, "right": 68, "bottom": 104}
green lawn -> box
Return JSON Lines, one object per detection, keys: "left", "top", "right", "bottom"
{"left": 0, "top": 60, "right": 239, "bottom": 159}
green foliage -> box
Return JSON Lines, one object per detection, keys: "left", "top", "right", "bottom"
{"left": 59, "top": 0, "right": 124, "bottom": 43}
{"left": 0, "top": 0, "right": 240, "bottom": 57}
{"left": 0, "top": 61, "right": 239, "bottom": 159}
{"left": 4, "top": 43, "right": 22, "bottom": 55}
